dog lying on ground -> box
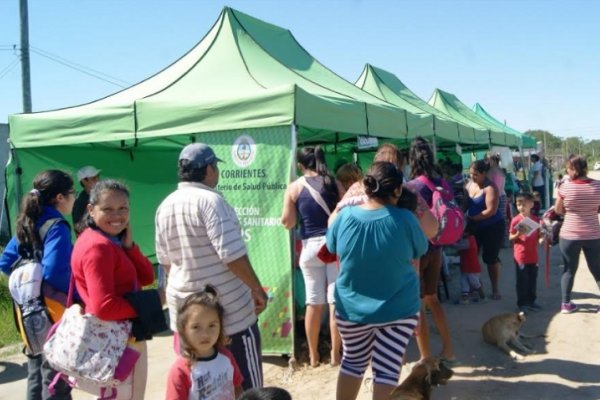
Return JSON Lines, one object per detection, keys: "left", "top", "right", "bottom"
{"left": 388, "top": 357, "right": 454, "bottom": 400}
{"left": 481, "top": 311, "right": 543, "bottom": 360}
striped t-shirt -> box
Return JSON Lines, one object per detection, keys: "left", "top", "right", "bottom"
{"left": 558, "top": 178, "right": 600, "bottom": 240}
{"left": 155, "top": 182, "right": 256, "bottom": 335}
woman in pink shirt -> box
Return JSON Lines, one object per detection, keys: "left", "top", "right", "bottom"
{"left": 555, "top": 155, "right": 600, "bottom": 314}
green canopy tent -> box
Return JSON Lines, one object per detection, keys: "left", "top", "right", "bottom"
{"left": 6, "top": 5, "right": 437, "bottom": 238}
{"left": 7, "top": 7, "right": 433, "bottom": 355}
{"left": 428, "top": 89, "right": 520, "bottom": 148}
{"left": 473, "top": 103, "right": 537, "bottom": 149}
{"left": 356, "top": 64, "right": 490, "bottom": 149}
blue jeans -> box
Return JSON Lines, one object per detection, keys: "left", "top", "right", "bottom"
{"left": 26, "top": 354, "right": 71, "bottom": 400}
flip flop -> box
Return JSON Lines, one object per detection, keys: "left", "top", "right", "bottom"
{"left": 492, "top": 293, "right": 502, "bottom": 300}
{"left": 439, "top": 357, "right": 461, "bottom": 367}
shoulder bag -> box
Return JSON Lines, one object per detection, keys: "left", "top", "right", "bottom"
{"left": 44, "top": 274, "right": 139, "bottom": 399}
{"left": 297, "top": 176, "right": 338, "bottom": 263}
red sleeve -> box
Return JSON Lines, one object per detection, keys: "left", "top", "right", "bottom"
{"left": 469, "top": 236, "right": 477, "bottom": 250}
{"left": 124, "top": 244, "right": 155, "bottom": 287}
{"left": 220, "top": 347, "right": 244, "bottom": 387}
{"left": 509, "top": 216, "right": 520, "bottom": 234}
{"left": 166, "top": 357, "right": 191, "bottom": 400}
{"left": 79, "top": 241, "right": 137, "bottom": 320}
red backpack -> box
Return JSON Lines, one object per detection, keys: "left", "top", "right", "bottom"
{"left": 417, "top": 176, "right": 465, "bottom": 245}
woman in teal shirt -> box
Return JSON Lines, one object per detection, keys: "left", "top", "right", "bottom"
{"left": 326, "top": 161, "right": 428, "bottom": 400}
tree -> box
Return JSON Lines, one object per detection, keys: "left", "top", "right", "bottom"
{"left": 587, "top": 139, "right": 600, "bottom": 161}
{"left": 524, "top": 130, "right": 562, "bottom": 151}
{"left": 523, "top": 130, "right": 599, "bottom": 163}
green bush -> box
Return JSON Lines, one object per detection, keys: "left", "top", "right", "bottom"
{"left": 0, "top": 276, "right": 21, "bottom": 347}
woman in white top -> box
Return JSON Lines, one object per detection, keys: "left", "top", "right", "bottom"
{"left": 281, "top": 146, "right": 342, "bottom": 367}
{"left": 530, "top": 154, "right": 545, "bottom": 208}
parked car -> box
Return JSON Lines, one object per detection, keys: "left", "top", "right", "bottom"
{"left": 594, "top": 161, "right": 600, "bottom": 171}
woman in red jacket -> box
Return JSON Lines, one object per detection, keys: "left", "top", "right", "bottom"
{"left": 71, "top": 179, "right": 154, "bottom": 399}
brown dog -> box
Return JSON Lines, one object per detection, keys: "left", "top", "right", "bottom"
{"left": 482, "top": 311, "right": 540, "bottom": 360}
{"left": 388, "top": 357, "right": 454, "bottom": 400}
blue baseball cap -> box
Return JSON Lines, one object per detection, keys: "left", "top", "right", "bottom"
{"left": 178, "top": 143, "right": 223, "bottom": 168}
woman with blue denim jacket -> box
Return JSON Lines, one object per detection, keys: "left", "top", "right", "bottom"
{"left": 0, "top": 170, "right": 75, "bottom": 400}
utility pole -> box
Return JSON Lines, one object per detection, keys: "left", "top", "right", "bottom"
{"left": 20, "top": 0, "right": 32, "bottom": 113}
{"left": 542, "top": 130, "right": 547, "bottom": 157}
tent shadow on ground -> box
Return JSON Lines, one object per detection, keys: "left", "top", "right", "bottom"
{"left": 0, "top": 361, "right": 27, "bottom": 384}
{"left": 435, "top": 377, "right": 600, "bottom": 400}
{"left": 458, "top": 358, "right": 600, "bottom": 383}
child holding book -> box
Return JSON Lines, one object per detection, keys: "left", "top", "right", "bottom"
{"left": 509, "top": 192, "right": 543, "bottom": 312}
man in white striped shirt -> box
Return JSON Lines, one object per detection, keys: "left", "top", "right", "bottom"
{"left": 155, "top": 143, "right": 268, "bottom": 390}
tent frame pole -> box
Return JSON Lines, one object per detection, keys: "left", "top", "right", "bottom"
{"left": 431, "top": 133, "right": 438, "bottom": 162}
{"left": 289, "top": 124, "right": 298, "bottom": 361}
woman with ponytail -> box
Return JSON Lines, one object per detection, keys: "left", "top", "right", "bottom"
{"left": 281, "top": 145, "right": 342, "bottom": 367}
{"left": 326, "top": 161, "right": 428, "bottom": 400}
{"left": 405, "top": 136, "right": 458, "bottom": 366}
{"left": 0, "top": 169, "right": 75, "bottom": 400}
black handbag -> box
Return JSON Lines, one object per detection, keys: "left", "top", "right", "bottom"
{"left": 124, "top": 289, "right": 168, "bottom": 341}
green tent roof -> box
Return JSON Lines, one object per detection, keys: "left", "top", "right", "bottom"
{"left": 473, "top": 103, "right": 537, "bottom": 148}
{"left": 355, "top": 64, "right": 489, "bottom": 147}
{"left": 428, "top": 89, "right": 520, "bottom": 148}
{"left": 10, "top": 7, "right": 435, "bottom": 148}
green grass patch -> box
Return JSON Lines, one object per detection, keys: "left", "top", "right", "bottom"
{"left": 0, "top": 275, "right": 21, "bottom": 348}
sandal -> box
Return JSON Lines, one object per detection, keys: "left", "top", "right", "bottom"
{"left": 439, "top": 357, "right": 461, "bottom": 367}
{"left": 492, "top": 293, "right": 502, "bottom": 301}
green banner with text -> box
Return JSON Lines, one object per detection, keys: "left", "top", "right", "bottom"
{"left": 195, "top": 126, "right": 294, "bottom": 355}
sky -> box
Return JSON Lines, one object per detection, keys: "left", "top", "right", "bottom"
{"left": 1, "top": 0, "right": 600, "bottom": 140}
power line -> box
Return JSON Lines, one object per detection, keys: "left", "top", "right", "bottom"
{"left": 29, "top": 45, "right": 131, "bottom": 88}
{"left": 30, "top": 45, "right": 131, "bottom": 86}
{"left": 0, "top": 45, "right": 18, "bottom": 54}
{"left": 0, "top": 57, "right": 20, "bottom": 79}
